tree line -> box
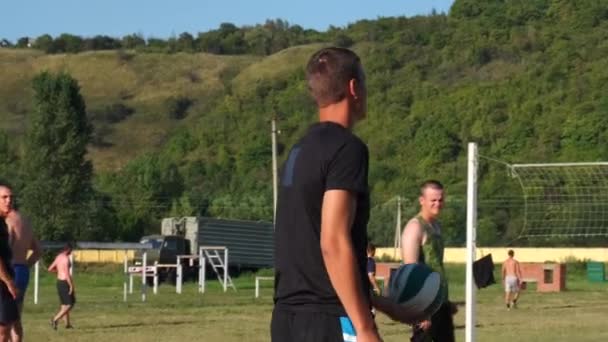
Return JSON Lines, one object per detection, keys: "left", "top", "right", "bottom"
{"left": 1, "top": 19, "right": 353, "bottom": 55}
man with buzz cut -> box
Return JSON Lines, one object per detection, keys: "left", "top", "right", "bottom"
{"left": 401, "top": 180, "right": 455, "bottom": 342}
{"left": 272, "top": 47, "right": 416, "bottom": 342}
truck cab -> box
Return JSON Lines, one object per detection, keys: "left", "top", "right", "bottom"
{"left": 135, "top": 235, "right": 191, "bottom": 265}
{"left": 134, "top": 235, "right": 195, "bottom": 284}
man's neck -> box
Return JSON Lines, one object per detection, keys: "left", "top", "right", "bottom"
{"left": 419, "top": 211, "right": 436, "bottom": 223}
{"left": 318, "top": 100, "right": 353, "bottom": 129}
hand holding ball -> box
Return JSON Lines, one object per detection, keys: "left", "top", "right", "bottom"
{"left": 387, "top": 263, "right": 446, "bottom": 322}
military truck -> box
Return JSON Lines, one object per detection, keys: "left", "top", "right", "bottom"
{"left": 135, "top": 217, "right": 274, "bottom": 283}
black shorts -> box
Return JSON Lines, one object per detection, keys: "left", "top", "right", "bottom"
{"left": 56, "top": 280, "right": 75, "bottom": 306}
{"left": 0, "top": 283, "right": 19, "bottom": 325}
{"left": 411, "top": 301, "right": 455, "bottom": 342}
{"left": 271, "top": 307, "right": 356, "bottom": 342}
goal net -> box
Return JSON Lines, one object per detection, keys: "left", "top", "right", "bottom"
{"left": 475, "top": 156, "right": 608, "bottom": 242}
{"left": 510, "top": 163, "right": 608, "bottom": 238}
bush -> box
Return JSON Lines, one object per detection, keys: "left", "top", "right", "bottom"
{"left": 333, "top": 33, "right": 354, "bottom": 48}
{"left": 90, "top": 103, "right": 135, "bottom": 124}
{"left": 116, "top": 49, "right": 135, "bottom": 63}
{"left": 166, "top": 96, "right": 193, "bottom": 120}
{"left": 377, "top": 253, "right": 399, "bottom": 263}
{"left": 91, "top": 124, "right": 113, "bottom": 148}
{"left": 563, "top": 256, "right": 592, "bottom": 273}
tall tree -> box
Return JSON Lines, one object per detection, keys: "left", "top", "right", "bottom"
{"left": 0, "top": 132, "right": 20, "bottom": 188}
{"left": 22, "top": 72, "right": 93, "bottom": 241}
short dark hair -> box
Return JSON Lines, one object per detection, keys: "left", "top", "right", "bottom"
{"left": 508, "top": 249, "right": 514, "bottom": 257}
{"left": 63, "top": 242, "right": 74, "bottom": 254}
{"left": 420, "top": 180, "right": 444, "bottom": 196}
{"left": 0, "top": 181, "right": 17, "bottom": 210}
{"left": 0, "top": 180, "right": 12, "bottom": 191}
{"left": 367, "top": 242, "right": 376, "bottom": 253}
{"left": 306, "top": 47, "right": 363, "bottom": 107}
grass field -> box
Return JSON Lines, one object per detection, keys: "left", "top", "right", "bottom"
{"left": 21, "top": 263, "right": 608, "bottom": 341}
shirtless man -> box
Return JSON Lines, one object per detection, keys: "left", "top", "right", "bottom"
{"left": 502, "top": 249, "right": 522, "bottom": 310}
{"left": 0, "top": 185, "right": 42, "bottom": 342}
{"left": 0, "top": 184, "right": 20, "bottom": 342}
{"left": 48, "top": 244, "right": 75, "bottom": 330}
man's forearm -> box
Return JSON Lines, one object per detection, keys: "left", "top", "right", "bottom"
{"left": 371, "top": 294, "right": 419, "bottom": 324}
{"left": 27, "top": 250, "right": 42, "bottom": 267}
{"left": 322, "top": 240, "right": 374, "bottom": 332}
{"left": 368, "top": 274, "right": 379, "bottom": 291}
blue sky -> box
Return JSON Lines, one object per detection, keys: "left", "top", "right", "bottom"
{"left": 3, "top": 0, "right": 454, "bottom": 42}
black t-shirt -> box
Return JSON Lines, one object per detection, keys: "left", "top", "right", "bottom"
{"left": 273, "top": 122, "right": 370, "bottom": 315}
{"left": 0, "top": 219, "right": 14, "bottom": 279}
{"left": 366, "top": 257, "right": 376, "bottom": 274}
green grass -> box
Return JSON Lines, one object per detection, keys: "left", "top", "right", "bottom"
{"left": 20, "top": 263, "right": 608, "bottom": 341}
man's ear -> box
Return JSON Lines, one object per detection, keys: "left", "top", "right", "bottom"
{"left": 348, "top": 78, "right": 359, "bottom": 100}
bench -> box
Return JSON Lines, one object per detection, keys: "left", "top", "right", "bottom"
{"left": 255, "top": 276, "right": 274, "bottom": 298}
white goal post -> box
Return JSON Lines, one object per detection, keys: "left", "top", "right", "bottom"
{"left": 466, "top": 143, "right": 478, "bottom": 342}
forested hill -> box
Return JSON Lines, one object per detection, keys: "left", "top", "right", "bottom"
{"left": 1, "top": 0, "right": 607, "bottom": 246}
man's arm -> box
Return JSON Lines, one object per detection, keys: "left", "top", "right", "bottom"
{"left": 401, "top": 220, "right": 423, "bottom": 264}
{"left": 400, "top": 220, "right": 433, "bottom": 330}
{"left": 66, "top": 272, "right": 75, "bottom": 294}
{"left": 371, "top": 294, "right": 423, "bottom": 324}
{"left": 515, "top": 261, "right": 523, "bottom": 282}
{"left": 320, "top": 190, "right": 378, "bottom": 339}
{"left": 26, "top": 236, "right": 42, "bottom": 267}
{"left": 502, "top": 262, "right": 506, "bottom": 281}
{"left": 367, "top": 272, "right": 380, "bottom": 294}
{"left": 48, "top": 258, "right": 57, "bottom": 272}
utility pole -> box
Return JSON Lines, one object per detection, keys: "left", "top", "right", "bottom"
{"left": 271, "top": 116, "right": 279, "bottom": 224}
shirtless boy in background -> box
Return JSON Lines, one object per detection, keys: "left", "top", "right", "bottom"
{"left": 502, "top": 249, "right": 523, "bottom": 310}
{"left": 48, "top": 244, "right": 75, "bottom": 330}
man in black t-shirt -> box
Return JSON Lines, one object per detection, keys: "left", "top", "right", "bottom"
{"left": 272, "top": 46, "right": 423, "bottom": 342}
{"left": 271, "top": 47, "right": 380, "bottom": 342}
{"left": 272, "top": 47, "right": 419, "bottom": 342}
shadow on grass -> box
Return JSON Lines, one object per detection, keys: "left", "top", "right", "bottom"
{"left": 455, "top": 323, "right": 502, "bottom": 330}
{"left": 539, "top": 304, "right": 578, "bottom": 310}
{"left": 86, "top": 320, "right": 197, "bottom": 330}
